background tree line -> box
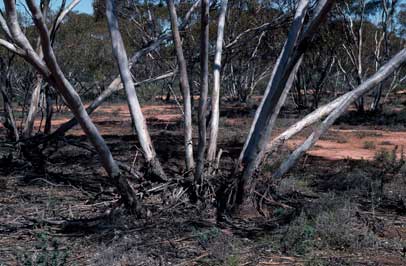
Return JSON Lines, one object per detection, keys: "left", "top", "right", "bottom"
{"left": 2, "top": 0, "right": 404, "bottom": 110}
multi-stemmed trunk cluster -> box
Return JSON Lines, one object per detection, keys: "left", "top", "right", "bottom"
{"left": 1, "top": 0, "right": 405, "bottom": 220}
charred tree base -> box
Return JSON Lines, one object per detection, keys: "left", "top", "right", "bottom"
{"left": 115, "top": 174, "right": 143, "bottom": 216}
{"left": 216, "top": 169, "right": 260, "bottom": 222}
{"left": 144, "top": 158, "right": 168, "bottom": 182}
{"left": 20, "top": 141, "right": 47, "bottom": 180}
{"left": 216, "top": 172, "right": 253, "bottom": 222}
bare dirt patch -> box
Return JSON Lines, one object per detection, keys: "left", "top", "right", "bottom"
{"left": 289, "top": 129, "right": 406, "bottom": 161}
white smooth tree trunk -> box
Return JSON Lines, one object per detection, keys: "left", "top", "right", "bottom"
{"left": 167, "top": 0, "right": 195, "bottom": 172}
{"left": 106, "top": 0, "right": 167, "bottom": 181}
{"left": 48, "top": 1, "right": 199, "bottom": 139}
{"left": 207, "top": 0, "right": 228, "bottom": 169}
{"left": 23, "top": 0, "right": 117, "bottom": 172}
{"left": 22, "top": 0, "right": 80, "bottom": 138}
{"left": 235, "top": 0, "right": 310, "bottom": 206}
{"left": 23, "top": 75, "right": 42, "bottom": 138}
{"left": 274, "top": 48, "right": 406, "bottom": 178}
{"left": 22, "top": 3, "right": 47, "bottom": 139}
{"left": 267, "top": 96, "right": 345, "bottom": 155}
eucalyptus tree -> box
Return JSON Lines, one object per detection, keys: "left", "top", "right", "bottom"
{"left": 207, "top": 0, "right": 229, "bottom": 170}
{"left": 106, "top": 0, "right": 167, "bottom": 181}
{"left": 369, "top": 0, "right": 399, "bottom": 111}
{"left": 50, "top": 0, "right": 200, "bottom": 140}
{"left": 219, "top": 0, "right": 289, "bottom": 102}
{"left": 195, "top": 0, "right": 210, "bottom": 186}
{"left": 222, "top": 0, "right": 406, "bottom": 216}
{"left": 22, "top": 0, "right": 81, "bottom": 138}
{"left": 335, "top": 0, "right": 402, "bottom": 113}
{"left": 275, "top": 48, "right": 406, "bottom": 178}
{"left": 166, "top": 0, "right": 197, "bottom": 173}
{"left": 216, "top": 0, "right": 337, "bottom": 216}
{"left": 0, "top": 0, "right": 139, "bottom": 209}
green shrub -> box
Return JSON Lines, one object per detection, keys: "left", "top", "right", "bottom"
{"left": 363, "top": 141, "right": 376, "bottom": 149}
{"left": 17, "top": 232, "right": 69, "bottom": 266}
{"left": 374, "top": 146, "right": 405, "bottom": 171}
{"left": 281, "top": 197, "right": 379, "bottom": 255}
{"left": 281, "top": 213, "right": 316, "bottom": 255}
{"left": 225, "top": 255, "right": 240, "bottom": 266}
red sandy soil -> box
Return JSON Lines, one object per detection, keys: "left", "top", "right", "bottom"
{"left": 4, "top": 103, "right": 406, "bottom": 161}
{"left": 21, "top": 103, "right": 183, "bottom": 136}
{"left": 221, "top": 116, "right": 406, "bottom": 161}
{"left": 290, "top": 129, "right": 406, "bottom": 161}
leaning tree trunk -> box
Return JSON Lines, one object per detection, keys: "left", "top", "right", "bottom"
{"left": 266, "top": 94, "right": 346, "bottom": 155}
{"left": 44, "top": 85, "right": 53, "bottom": 135}
{"left": 23, "top": 75, "right": 42, "bottom": 138}
{"left": 195, "top": 0, "right": 210, "bottom": 185}
{"left": 106, "top": 0, "right": 167, "bottom": 181}
{"left": 22, "top": 0, "right": 79, "bottom": 138}
{"left": 167, "top": 0, "right": 195, "bottom": 172}
{"left": 218, "top": 0, "right": 336, "bottom": 216}
{"left": 3, "top": 0, "right": 139, "bottom": 209}
{"left": 230, "top": 0, "right": 310, "bottom": 214}
{"left": 22, "top": 2, "right": 48, "bottom": 139}
{"left": 274, "top": 48, "right": 406, "bottom": 179}
{"left": 207, "top": 0, "right": 228, "bottom": 171}
{"left": 216, "top": 55, "right": 303, "bottom": 217}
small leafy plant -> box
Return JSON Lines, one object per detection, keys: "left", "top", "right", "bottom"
{"left": 17, "top": 231, "right": 69, "bottom": 266}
